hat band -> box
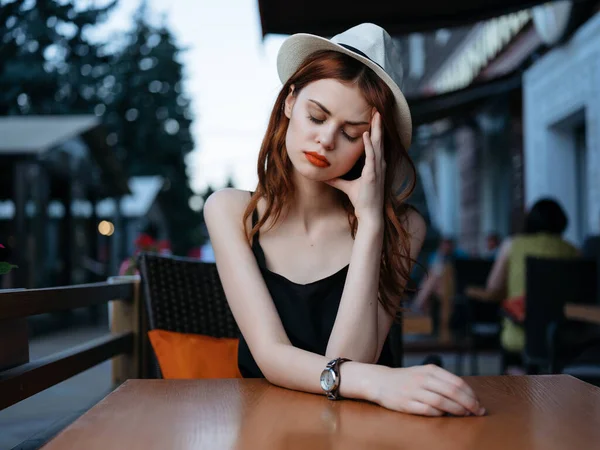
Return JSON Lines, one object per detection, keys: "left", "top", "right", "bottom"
{"left": 338, "top": 43, "right": 383, "bottom": 71}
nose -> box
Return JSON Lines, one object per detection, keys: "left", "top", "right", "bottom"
{"left": 316, "top": 127, "right": 335, "bottom": 151}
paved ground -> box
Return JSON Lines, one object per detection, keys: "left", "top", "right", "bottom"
{"left": 0, "top": 325, "right": 502, "bottom": 450}
{"left": 0, "top": 325, "right": 114, "bottom": 450}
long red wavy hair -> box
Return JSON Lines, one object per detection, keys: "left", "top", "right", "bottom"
{"left": 243, "top": 50, "right": 417, "bottom": 320}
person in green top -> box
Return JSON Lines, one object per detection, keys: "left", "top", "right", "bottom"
{"left": 467, "top": 199, "right": 579, "bottom": 374}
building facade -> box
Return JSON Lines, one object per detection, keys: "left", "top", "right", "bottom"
{"left": 524, "top": 10, "right": 600, "bottom": 245}
{"left": 411, "top": 9, "right": 535, "bottom": 254}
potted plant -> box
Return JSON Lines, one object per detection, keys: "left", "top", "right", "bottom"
{"left": 0, "top": 243, "right": 29, "bottom": 371}
{"left": 118, "top": 234, "right": 171, "bottom": 276}
{"left": 0, "top": 243, "right": 17, "bottom": 276}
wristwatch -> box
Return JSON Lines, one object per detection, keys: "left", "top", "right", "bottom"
{"left": 320, "top": 357, "right": 351, "bottom": 400}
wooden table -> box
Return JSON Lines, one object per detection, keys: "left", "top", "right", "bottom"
{"left": 42, "top": 376, "right": 600, "bottom": 449}
{"left": 565, "top": 303, "right": 600, "bottom": 325}
{"left": 402, "top": 310, "right": 470, "bottom": 354}
{"left": 403, "top": 310, "right": 433, "bottom": 335}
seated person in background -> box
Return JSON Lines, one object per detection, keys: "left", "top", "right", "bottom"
{"left": 466, "top": 199, "right": 579, "bottom": 373}
{"left": 413, "top": 237, "right": 466, "bottom": 313}
{"left": 482, "top": 232, "right": 501, "bottom": 260}
{"left": 427, "top": 237, "right": 468, "bottom": 268}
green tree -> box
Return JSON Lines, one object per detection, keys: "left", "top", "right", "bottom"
{"left": 0, "top": 0, "right": 116, "bottom": 115}
{"left": 108, "top": 7, "right": 200, "bottom": 254}
{"left": 0, "top": 0, "right": 201, "bottom": 254}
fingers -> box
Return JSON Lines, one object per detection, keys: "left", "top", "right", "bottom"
{"left": 427, "top": 366, "right": 480, "bottom": 407}
{"left": 323, "top": 177, "right": 351, "bottom": 194}
{"left": 423, "top": 373, "right": 482, "bottom": 416}
{"left": 370, "top": 111, "right": 384, "bottom": 170}
{"left": 405, "top": 400, "right": 445, "bottom": 417}
{"left": 362, "top": 131, "right": 376, "bottom": 178}
{"left": 413, "top": 390, "right": 471, "bottom": 416}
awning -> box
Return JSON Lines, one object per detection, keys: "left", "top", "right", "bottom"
{"left": 257, "top": 0, "right": 550, "bottom": 36}
{"left": 97, "top": 176, "right": 164, "bottom": 218}
{"left": 0, "top": 115, "right": 99, "bottom": 154}
{"left": 408, "top": 71, "right": 522, "bottom": 126}
{"left": 0, "top": 115, "right": 130, "bottom": 196}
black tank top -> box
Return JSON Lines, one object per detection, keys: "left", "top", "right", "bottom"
{"left": 237, "top": 199, "right": 395, "bottom": 378}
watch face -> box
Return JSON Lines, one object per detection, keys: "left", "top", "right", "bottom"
{"left": 320, "top": 368, "right": 336, "bottom": 391}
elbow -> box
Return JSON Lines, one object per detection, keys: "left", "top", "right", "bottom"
{"left": 258, "top": 355, "right": 284, "bottom": 387}
{"left": 261, "top": 368, "right": 283, "bottom": 388}
{"left": 252, "top": 343, "right": 290, "bottom": 387}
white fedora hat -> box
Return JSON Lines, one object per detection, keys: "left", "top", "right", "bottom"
{"left": 277, "top": 23, "right": 412, "bottom": 150}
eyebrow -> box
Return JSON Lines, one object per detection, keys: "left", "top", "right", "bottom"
{"left": 308, "top": 99, "right": 370, "bottom": 126}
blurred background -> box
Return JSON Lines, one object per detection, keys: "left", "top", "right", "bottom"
{"left": 2, "top": 0, "right": 600, "bottom": 295}
{"left": 2, "top": 0, "right": 600, "bottom": 447}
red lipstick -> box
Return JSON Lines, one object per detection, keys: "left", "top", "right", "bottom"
{"left": 304, "top": 152, "right": 330, "bottom": 168}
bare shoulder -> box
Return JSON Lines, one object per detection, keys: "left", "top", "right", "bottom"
{"left": 203, "top": 188, "right": 252, "bottom": 225}
{"left": 203, "top": 188, "right": 250, "bottom": 234}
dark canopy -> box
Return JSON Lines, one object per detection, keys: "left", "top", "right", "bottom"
{"left": 0, "top": 115, "right": 130, "bottom": 198}
{"left": 408, "top": 72, "right": 522, "bottom": 126}
{"left": 257, "top": 0, "right": 548, "bottom": 36}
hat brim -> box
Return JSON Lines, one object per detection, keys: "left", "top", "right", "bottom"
{"left": 277, "top": 33, "right": 412, "bottom": 150}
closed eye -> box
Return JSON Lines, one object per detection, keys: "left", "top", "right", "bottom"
{"left": 342, "top": 131, "right": 360, "bottom": 142}
{"left": 308, "top": 116, "right": 360, "bottom": 142}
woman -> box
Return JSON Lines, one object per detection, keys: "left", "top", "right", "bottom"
{"left": 466, "top": 199, "right": 579, "bottom": 372}
{"left": 205, "top": 23, "right": 484, "bottom": 417}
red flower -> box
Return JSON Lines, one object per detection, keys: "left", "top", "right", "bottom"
{"left": 135, "top": 233, "right": 156, "bottom": 249}
{"left": 187, "top": 247, "right": 201, "bottom": 259}
{"left": 157, "top": 240, "right": 171, "bottom": 251}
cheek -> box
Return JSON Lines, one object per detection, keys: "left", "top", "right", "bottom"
{"left": 285, "top": 117, "right": 299, "bottom": 151}
{"left": 286, "top": 115, "right": 313, "bottom": 151}
{"left": 338, "top": 146, "right": 365, "bottom": 171}
{"left": 285, "top": 123, "right": 297, "bottom": 153}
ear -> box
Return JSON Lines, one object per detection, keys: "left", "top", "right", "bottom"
{"left": 283, "top": 85, "right": 296, "bottom": 119}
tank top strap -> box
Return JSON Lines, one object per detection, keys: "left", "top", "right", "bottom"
{"left": 249, "top": 192, "right": 268, "bottom": 268}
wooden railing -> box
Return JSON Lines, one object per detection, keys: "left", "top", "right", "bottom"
{"left": 0, "top": 279, "right": 143, "bottom": 411}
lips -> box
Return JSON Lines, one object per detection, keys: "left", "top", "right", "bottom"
{"left": 304, "top": 151, "right": 330, "bottom": 168}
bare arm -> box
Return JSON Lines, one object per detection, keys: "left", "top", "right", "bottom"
{"left": 204, "top": 189, "right": 374, "bottom": 398}
{"left": 326, "top": 209, "right": 426, "bottom": 363}
{"left": 322, "top": 112, "right": 426, "bottom": 363}
{"left": 466, "top": 238, "right": 511, "bottom": 302}
{"left": 205, "top": 189, "right": 482, "bottom": 418}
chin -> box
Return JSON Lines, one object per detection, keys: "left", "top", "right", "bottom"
{"left": 294, "top": 165, "right": 331, "bottom": 182}
{"left": 298, "top": 166, "right": 352, "bottom": 183}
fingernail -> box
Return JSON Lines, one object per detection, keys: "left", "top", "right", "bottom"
{"left": 478, "top": 407, "right": 486, "bottom": 416}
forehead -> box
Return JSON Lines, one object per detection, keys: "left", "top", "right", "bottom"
{"left": 298, "top": 79, "right": 371, "bottom": 119}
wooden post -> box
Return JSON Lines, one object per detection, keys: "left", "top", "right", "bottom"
{"left": 33, "top": 163, "right": 49, "bottom": 288}
{"left": 110, "top": 277, "right": 142, "bottom": 385}
{"left": 439, "top": 262, "right": 456, "bottom": 340}
{"left": 13, "top": 162, "right": 29, "bottom": 288}
{"left": 0, "top": 317, "right": 29, "bottom": 371}
{"left": 88, "top": 193, "right": 100, "bottom": 282}
{"left": 60, "top": 179, "right": 74, "bottom": 286}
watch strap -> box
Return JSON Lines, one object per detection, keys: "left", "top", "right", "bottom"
{"left": 326, "top": 357, "right": 351, "bottom": 400}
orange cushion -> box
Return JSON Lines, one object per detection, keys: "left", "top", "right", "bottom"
{"left": 148, "top": 329, "right": 242, "bottom": 379}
